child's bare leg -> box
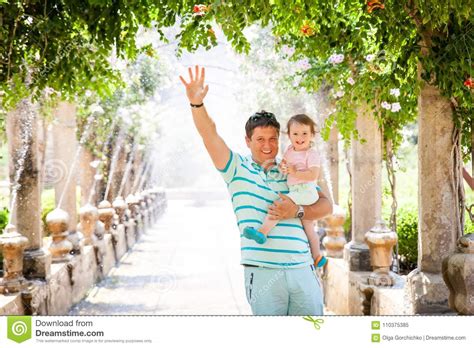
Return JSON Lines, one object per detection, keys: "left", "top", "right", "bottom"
{"left": 259, "top": 215, "right": 279, "bottom": 236}
{"left": 303, "top": 219, "right": 327, "bottom": 268}
{"left": 243, "top": 214, "right": 278, "bottom": 244}
{"left": 302, "top": 220, "right": 321, "bottom": 260}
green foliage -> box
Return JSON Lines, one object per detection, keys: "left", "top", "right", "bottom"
{"left": 396, "top": 208, "right": 418, "bottom": 268}
{"left": 395, "top": 204, "right": 474, "bottom": 270}
{"left": 464, "top": 214, "right": 474, "bottom": 234}
{"left": 175, "top": 0, "right": 473, "bottom": 154}
{"left": 0, "top": 0, "right": 181, "bottom": 130}
{"left": 0, "top": 207, "right": 9, "bottom": 233}
{"left": 41, "top": 189, "right": 56, "bottom": 237}
{"left": 1, "top": 0, "right": 473, "bottom": 156}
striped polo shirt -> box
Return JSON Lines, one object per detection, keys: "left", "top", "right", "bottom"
{"left": 217, "top": 149, "right": 314, "bottom": 269}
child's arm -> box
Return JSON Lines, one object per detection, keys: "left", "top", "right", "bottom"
{"left": 288, "top": 165, "right": 320, "bottom": 182}
{"left": 287, "top": 147, "right": 321, "bottom": 181}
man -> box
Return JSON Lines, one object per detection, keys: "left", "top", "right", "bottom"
{"left": 179, "top": 65, "right": 333, "bottom": 315}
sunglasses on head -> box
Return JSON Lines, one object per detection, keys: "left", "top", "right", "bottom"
{"left": 250, "top": 111, "right": 276, "bottom": 122}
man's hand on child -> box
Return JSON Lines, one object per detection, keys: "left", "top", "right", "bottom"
{"left": 268, "top": 193, "right": 298, "bottom": 220}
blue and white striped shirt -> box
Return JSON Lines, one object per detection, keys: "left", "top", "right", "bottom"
{"left": 218, "top": 150, "right": 314, "bottom": 269}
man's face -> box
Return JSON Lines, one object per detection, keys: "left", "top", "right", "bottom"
{"left": 245, "top": 126, "right": 279, "bottom": 167}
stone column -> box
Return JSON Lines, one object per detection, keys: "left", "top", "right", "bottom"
{"left": 328, "top": 126, "right": 339, "bottom": 204}
{"left": 108, "top": 144, "right": 127, "bottom": 201}
{"left": 52, "top": 101, "right": 78, "bottom": 226}
{"left": 79, "top": 148, "right": 96, "bottom": 206}
{"left": 344, "top": 107, "right": 382, "bottom": 271}
{"left": 6, "top": 100, "right": 51, "bottom": 280}
{"left": 407, "top": 83, "right": 458, "bottom": 313}
{"left": 127, "top": 149, "right": 142, "bottom": 197}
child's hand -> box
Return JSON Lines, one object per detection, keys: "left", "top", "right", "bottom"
{"left": 279, "top": 159, "right": 289, "bottom": 175}
{"left": 279, "top": 160, "right": 297, "bottom": 175}
{"left": 287, "top": 164, "right": 297, "bottom": 175}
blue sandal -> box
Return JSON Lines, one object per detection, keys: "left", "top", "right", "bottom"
{"left": 315, "top": 255, "right": 328, "bottom": 268}
{"left": 243, "top": 227, "right": 267, "bottom": 244}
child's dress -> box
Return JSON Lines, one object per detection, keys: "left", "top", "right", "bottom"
{"left": 283, "top": 144, "right": 320, "bottom": 205}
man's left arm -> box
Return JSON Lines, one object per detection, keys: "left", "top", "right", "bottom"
{"left": 268, "top": 191, "right": 333, "bottom": 220}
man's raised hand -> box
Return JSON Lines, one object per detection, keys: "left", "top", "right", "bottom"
{"left": 179, "top": 65, "right": 209, "bottom": 105}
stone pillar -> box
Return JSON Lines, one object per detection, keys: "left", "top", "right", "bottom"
{"left": 407, "top": 83, "right": 458, "bottom": 313}
{"left": 46, "top": 208, "right": 73, "bottom": 262}
{"left": 6, "top": 100, "right": 51, "bottom": 280}
{"left": 52, "top": 101, "right": 78, "bottom": 227}
{"left": 322, "top": 204, "right": 346, "bottom": 258}
{"left": 108, "top": 144, "right": 127, "bottom": 201}
{"left": 78, "top": 203, "right": 99, "bottom": 245}
{"left": 344, "top": 107, "right": 382, "bottom": 271}
{"left": 328, "top": 126, "right": 339, "bottom": 204}
{"left": 365, "top": 221, "right": 398, "bottom": 286}
{"left": 79, "top": 148, "right": 96, "bottom": 206}
{"left": 0, "top": 224, "right": 29, "bottom": 293}
{"left": 127, "top": 149, "right": 142, "bottom": 197}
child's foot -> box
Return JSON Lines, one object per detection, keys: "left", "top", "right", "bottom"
{"left": 314, "top": 255, "right": 328, "bottom": 268}
{"left": 243, "top": 227, "right": 267, "bottom": 244}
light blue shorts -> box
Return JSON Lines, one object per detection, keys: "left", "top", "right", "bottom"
{"left": 243, "top": 264, "right": 324, "bottom": 315}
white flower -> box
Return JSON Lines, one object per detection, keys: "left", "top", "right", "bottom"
{"left": 281, "top": 45, "right": 295, "bottom": 57}
{"left": 335, "top": 90, "right": 345, "bottom": 98}
{"left": 90, "top": 160, "right": 101, "bottom": 169}
{"left": 297, "top": 58, "right": 311, "bottom": 71}
{"left": 347, "top": 77, "right": 355, "bottom": 85}
{"left": 389, "top": 88, "right": 400, "bottom": 97}
{"left": 381, "top": 101, "right": 391, "bottom": 110}
{"left": 365, "top": 54, "right": 375, "bottom": 62}
{"left": 292, "top": 75, "right": 302, "bottom": 87}
{"left": 328, "top": 53, "right": 344, "bottom": 64}
{"left": 94, "top": 174, "right": 103, "bottom": 181}
{"left": 391, "top": 102, "right": 401, "bottom": 112}
{"left": 85, "top": 90, "right": 92, "bottom": 97}
{"left": 89, "top": 104, "right": 104, "bottom": 115}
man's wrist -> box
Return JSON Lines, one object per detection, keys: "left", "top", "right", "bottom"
{"left": 295, "top": 205, "right": 304, "bottom": 219}
{"left": 190, "top": 102, "right": 204, "bottom": 108}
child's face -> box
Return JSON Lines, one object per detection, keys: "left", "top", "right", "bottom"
{"left": 288, "top": 122, "right": 314, "bottom": 151}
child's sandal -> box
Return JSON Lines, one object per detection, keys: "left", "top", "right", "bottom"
{"left": 315, "top": 255, "right": 328, "bottom": 268}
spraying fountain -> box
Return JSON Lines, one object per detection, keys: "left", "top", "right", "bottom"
{"left": 115, "top": 144, "right": 137, "bottom": 249}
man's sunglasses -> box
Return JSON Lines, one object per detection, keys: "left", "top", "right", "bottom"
{"left": 249, "top": 111, "right": 276, "bottom": 122}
